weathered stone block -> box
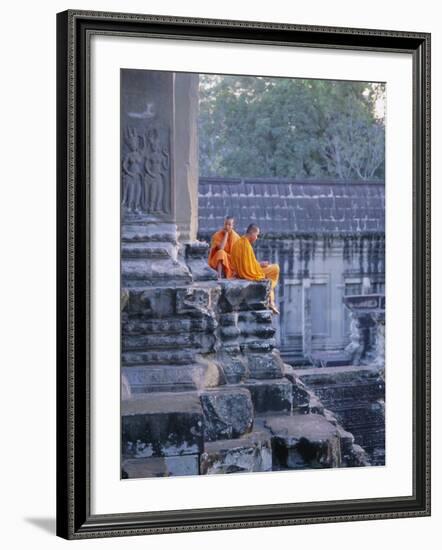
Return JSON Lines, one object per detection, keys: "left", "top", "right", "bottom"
{"left": 122, "top": 242, "right": 176, "bottom": 260}
{"left": 218, "top": 312, "right": 239, "bottom": 326}
{"left": 238, "top": 312, "right": 276, "bottom": 340}
{"left": 122, "top": 331, "right": 215, "bottom": 353}
{"left": 123, "top": 258, "right": 192, "bottom": 287}
{"left": 239, "top": 310, "right": 273, "bottom": 325}
{"left": 244, "top": 378, "right": 293, "bottom": 413}
{"left": 122, "top": 349, "right": 196, "bottom": 366}
{"left": 121, "top": 222, "right": 178, "bottom": 244}
{"left": 200, "top": 386, "right": 254, "bottom": 441}
{"left": 218, "top": 324, "right": 242, "bottom": 341}
{"left": 247, "top": 350, "right": 284, "bottom": 379}
{"left": 296, "top": 365, "right": 382, "bottom": 388}
{"left": 122, "top": 316, "right": 217, "bottom": 335}
{"left": 283, "top": 364, "right": 312, "bottom": 412}
{"left": 122, "top": 392, "right": 204, "bottom": 457}
{"left": 176, "top": 286, "right": 221, "bottom": 317}
{"left": 217, "top": 280, "right": 269, "bottom": 312}
{"left": 263, "top": 414, "right": 342, "bottom": 469}
{"left": 123, "top": 362, "right": 222, "bottom": 393}
{"left": 184, "top": 241, "right": 218, "bottom": 281}
{"left": 216, "top": 349, "right": 248, "bottom": 384}
{"left": 309, "top": 350, "right": 352, "bottom": 368}
{"left": 122, "top": 455, "right": 199, "bottom": 478}
{"left": 124, "top": 287, "right": 176, "bottom": 317}
{"left": 295, "top": 365, "right": 385, "bottom": 465}
{"left": 200, "top": 431, "right": 272, "bottom": 474}
{"left": 345, "top": 443, "right": 371, "bottom": 467}
{"left": 241, "top": 340, "right": 276, "bottom": 353}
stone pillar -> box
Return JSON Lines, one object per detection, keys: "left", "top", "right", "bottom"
{"left": 345, "top": 313, "right": 363, "bottom": 365}
{"left": 174, "top": 73, "right": 200, "bottom": 242}
{"left": 121, "top": 69, "right": 175, "bottom": 223}
{"left": 370, "top": 311, "right": 385, "bottom": 369}
{"left": 343, "top": 294, "right": 385, "bottom": 369}
{"left": 120, "top": 69, "right": 192, "bottom": 287}
{"left": 302, "top": 278, "right": 312, "bottom": 357}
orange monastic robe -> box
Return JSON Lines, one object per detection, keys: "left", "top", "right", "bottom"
{"left": 230, "top": 235, "right": 280, "bottom": 303}
{"left": 208, "top": 229, "right": 240, "bottom": 278}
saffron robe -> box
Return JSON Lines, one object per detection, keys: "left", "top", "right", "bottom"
{"left": 208, "top": 229, "right": 240, "bottom": 278}
{"left": 230, "top": 235, "right": 280, "bottom": 304}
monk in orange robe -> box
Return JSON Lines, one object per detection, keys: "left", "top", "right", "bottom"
{"left": 230, "top": 223, "right": 280, "bottom": 315}
{"left": 208, "top": 216, "right": 240, "bottom": 279}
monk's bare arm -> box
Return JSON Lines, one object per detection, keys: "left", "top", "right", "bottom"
{"left": 215, "top": 231, "right": 229, "bottom": 251}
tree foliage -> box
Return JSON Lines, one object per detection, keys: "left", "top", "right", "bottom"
{"left": 198, "top": 75, "right": 385, "bottom": 180}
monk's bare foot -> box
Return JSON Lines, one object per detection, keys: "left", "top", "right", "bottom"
{"left": 269, "top": 304, "right": 280, "bottom": 315}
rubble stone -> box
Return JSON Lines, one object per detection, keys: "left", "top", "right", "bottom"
{"left": 199, "top": 386, "right": 254, "bottom": 441}
{"left": 263, "top": 414, "right": 342, "bottom": 469}
{"left": 200, "top": 431, "right": 272, "bottom": 474}
{"left": 122, "top": 392, "right": 204, "bottom": 457}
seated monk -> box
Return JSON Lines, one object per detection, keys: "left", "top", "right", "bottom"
{"left": 208, "top": 216, "right": 240, "bottom": 279}
{"left": 230, "top": 223, "right": 280, "bottom": 315}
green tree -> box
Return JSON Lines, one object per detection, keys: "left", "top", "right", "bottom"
{"left": 198, "top": 75, "right": 385, "bottom": 180}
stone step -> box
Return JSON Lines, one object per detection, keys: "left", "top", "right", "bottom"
{"left": 246, "top": 350, "right": 285, "bottom": 379}
{"left": 309, "top": 351, "right": 352, "bottom": 368}
{"left": 218, "top": 322, "right": 275, "bottom": 341}
{"left": 122, "top": 258, "right": 192, "bottom": 286}
{"left": 199, "top": 386, "right": 254, "bottom": 441}
{"left": 294, "top": 365, "right": 384, "bottom": 465}
{"left": 122, "top": 349, "right": 197, "bottom": 366}
{"left": 122, "top": 242, "right": 176, "bottom": 259}
{"left": 283, "top": 363, "right": 325, "bottom": 413}
{"left": 217, "top": 279, "right": 269, "bottom": 312}
{"left": 216, "top": 349, "right": 284, "bottom": 383}
{"left": 200, "top": 430, "right": 272, "bottom": 475}
{"left": 123, "top": 363, "right": 222, "bottom": 394}
{"left": 183, "top": 241, "right": 218, "bottom": 282}
{"left": 295, "top": 365, "right": 382, "bottom": 386}
{"left": 121, "top": 222, "right": 178, "bottom": 244}
{"left": 121, "top": 285, "right": 220, "bottom": 318}
{"left": 122, "top": 316, "right": 217, "bottom": 336}
{"left": 258, "top": 413, "right": 343, "bottom": 469}
{"left": 243, "top": 378, "right": 293, "bottom": 414}
{"left": 122, "top": 455, "right": 199, "bottom": 478}
{"left": 122, "top": 391, "right": 204, "bottom": 458}
{"left": 122, "top": 332, "right": 215, "bottom": 352}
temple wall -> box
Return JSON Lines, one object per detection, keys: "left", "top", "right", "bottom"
{"left": 295, "top": 366, "right": 385, "bottom": 465}
{"left": 259, "top": 235, "right": 385, "bottom": 358}
{"left": 197, "top": 231, "right": 385, "bottom": 361}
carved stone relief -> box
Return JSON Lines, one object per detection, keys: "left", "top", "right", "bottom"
{"left": 122, "top": 123, "right": 171, "bottom": 217}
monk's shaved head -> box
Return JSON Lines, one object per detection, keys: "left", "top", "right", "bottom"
{"left": 246, "top": 223, "right": 260, "bottom": 243}
{"left": 223, "top": 216, "right": 234, "bottom": 232}
{"left": 246, "top": 223, "right": 260, "bottom": 234}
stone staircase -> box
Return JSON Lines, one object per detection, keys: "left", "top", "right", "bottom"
{"left": 121, "top": 227, "right": 369, "bottom": 478}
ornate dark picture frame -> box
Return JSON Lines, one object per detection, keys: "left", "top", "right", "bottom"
{"left": 56, "top": 9, "right": 431, "bottom": 540}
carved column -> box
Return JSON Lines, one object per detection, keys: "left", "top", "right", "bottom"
{"left": 120, "top": 69, "right": 191, "bottom": 287}
{"left": 121, "top": 69, "right": 175, "bottom": 222}
{"left": 369, "top": 311, "right": 385, "bottom": 369}
{"left": 343, "top": 294, "right": 385, "bottom": 369}
{"left": 174, "top": 73, "right": 200, "bottom": 242}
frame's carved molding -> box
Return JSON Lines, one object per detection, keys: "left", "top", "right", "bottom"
{"left": 56, "top": 9, "right": 431, "bottom": 539}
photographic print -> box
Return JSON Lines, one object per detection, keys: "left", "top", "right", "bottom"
{"left": 57, "top": 10, "right": 430, "bottom": 538}
{"left": 120, "top": 69, "right": 386, "bottom": 478}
